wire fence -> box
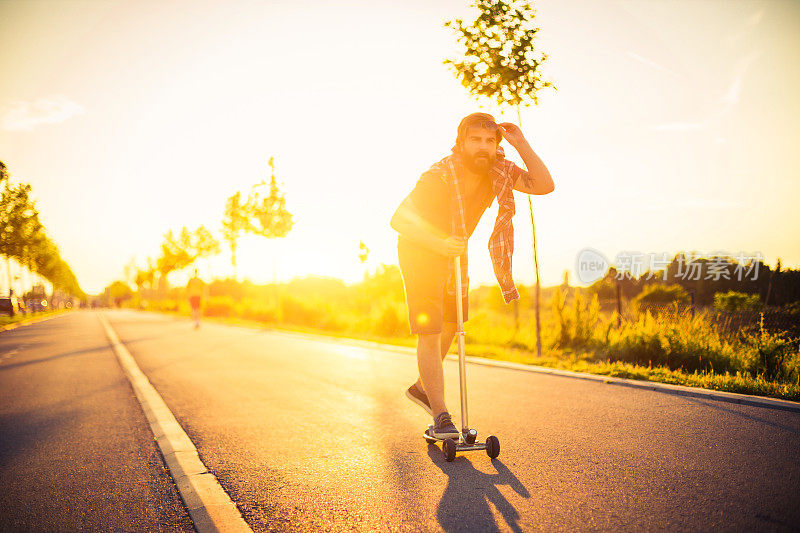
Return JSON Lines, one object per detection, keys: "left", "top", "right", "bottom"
{"left": 597, "top": 299, "right": 800, "bottom": 339}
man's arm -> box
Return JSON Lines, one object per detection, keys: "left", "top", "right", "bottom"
{"left": 390, "top": 197, "right": 465, "bottom": 257}
{"left": 498, "top": 122, "right": 555, "bottom": 195}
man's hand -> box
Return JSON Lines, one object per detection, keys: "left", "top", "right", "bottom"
{"left": 498, "top": 122, "right": 527, "bottom": 148}
{"left": 498, "top": 122, "right": 556, "bottom": 195}
{"left": 439, "top": 236, "right": 466, "bottom": 257}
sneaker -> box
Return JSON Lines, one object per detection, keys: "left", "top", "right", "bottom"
{"left": 432, "top": 411, "right": 460, "bottom": 440}
{"left": 406, "top": 383, "right": 432, "bottom": 415}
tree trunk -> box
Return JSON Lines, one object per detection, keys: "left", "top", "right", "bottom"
{"left": 516, "top": 107, "right": 543, "bottom": 358}
{"left": 4, "top": 256, "right": 11, "bottom": 296}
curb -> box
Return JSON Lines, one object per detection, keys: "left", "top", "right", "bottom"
{"left": 0, "top": 310, "right": 70, "bottom": 333}
{"left": 99, "top": 312, "right": 252, "bottom": 533}
{"left": 462, "top": 356, "right": 800, "bottom": 415}
{"left": 264, "top": 329, "right": 800, "bottom": 415}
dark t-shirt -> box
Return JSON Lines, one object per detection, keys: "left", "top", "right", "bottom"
{"left": 397, "top": 167, "right": 495, "bottom": 252}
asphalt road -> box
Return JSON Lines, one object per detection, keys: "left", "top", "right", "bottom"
{"left": 0, "top": 311, "right": 193, "bottom": 532}
{"left": 2, "top": 310, "right": 800, "bottom": 532}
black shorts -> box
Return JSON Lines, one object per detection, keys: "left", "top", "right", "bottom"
{"left": 398, "top": 239, "right": 468, "bottom": 335}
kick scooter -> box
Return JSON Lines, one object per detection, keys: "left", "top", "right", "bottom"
{"left": 424, "top": 256, "right": 500, "bottom": 462}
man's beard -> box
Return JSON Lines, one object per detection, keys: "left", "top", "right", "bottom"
{"left": 462, "top": 150, "right": 495, "bottom": 174}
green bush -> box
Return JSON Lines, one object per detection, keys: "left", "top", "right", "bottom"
{"left": 280, "top": 295, "right": 323, "bottom": 326}
{"left": 633, "top": 283, "right": 689, "bottom": 306}
{"left": 373, "top": 302, "right": 406, "bottom": 337}
{"left": 551, "top": 288, "right": 600, "bottom": 349}
{"left": 713, "top": 290, "right": 762, "bottom": 312}
{"left": 240, "top": 301, "right": 280, "bottom": 323}
{"left": 741, "top": 315, "right": 800, "bottom": 383}
{"left": 204, "top": 296, "right": 236, "bottom": 317}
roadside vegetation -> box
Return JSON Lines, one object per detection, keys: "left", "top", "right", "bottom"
{"left": 0, "top": 308, "right": 68, "bottom": 328}
{"left": 0, "top": 161, "right": 85, "bottom": 304}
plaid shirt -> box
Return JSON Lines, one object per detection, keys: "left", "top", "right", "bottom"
{"left": 429, "top": 146, "right": 522, "bottom": 304}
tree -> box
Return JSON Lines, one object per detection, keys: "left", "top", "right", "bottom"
{"left": 243, "top": 157, "right": 294, "bottom": 290}
{"left": 157, "top": 226, "right": 220, "bottom": 286}
{"left": 358, "top": 240, "right": 369, "bottom": 264}
{"left": 0, "top": 162, "right": 85, "bottom": 299}
{"left": 444, "top": 0, "right": 554, "bottom": 107}
{"left": 104, "top": 280, "right": 133, "bottom": 307}
{"left": 222, "top": 191, "right": 249, "bottom": 279}
{"left": 1, "top": 180, "right": 42, "bottom": 294}
{"left": 157, "top": 229, "right": 190, "bottom": 283}
{"left": 245, "top": 157, "right": 294, "bottom": 239}
{"left": 134, "top": 258, "right": 156, "bottom": 292}
{"left": 445, "top": 0, "right": 556, "bottom": 356}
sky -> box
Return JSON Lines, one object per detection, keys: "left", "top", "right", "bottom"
{"left": 1, "top": 0, "right": 798, "bottom": 295}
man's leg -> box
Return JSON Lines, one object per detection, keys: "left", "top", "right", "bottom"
{"left": 416, "top": 332, "right": 447, "bottom": 417}
{"left": 414, "top": 321, "right": 457, "bottom": 393}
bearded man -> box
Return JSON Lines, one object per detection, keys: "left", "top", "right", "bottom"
{"left": 390, "top": 112, "right": 555, "bottom": 438}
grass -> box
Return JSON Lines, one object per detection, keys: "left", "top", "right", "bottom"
{"left": 0, "top": 309, "right": 70, "bottom": 328}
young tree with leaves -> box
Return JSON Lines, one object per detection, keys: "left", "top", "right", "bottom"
{"left": 244, "top": 157, "right": 294, "bottom": 291}
{"left": 445, "top": 0, "right": 556, "bottom": 356}
{"left": 245, "top": 157, "right": 294, "bottom": 240}
{"left": 156, "top": 225, "right": 220, "bottom": 288}
{"left": 222, "top": 191, "right": 249, "bottom": 279}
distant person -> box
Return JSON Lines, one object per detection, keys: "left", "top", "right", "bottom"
{"left": 390, "top": 112, "right": 555, "bottom": 439}
{"left": 186, "top": 269, "right": 206, "bottom": 329}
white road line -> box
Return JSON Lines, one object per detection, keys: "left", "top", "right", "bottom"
{"left": 99, "top": 312, "right": 252, "bottom": 533}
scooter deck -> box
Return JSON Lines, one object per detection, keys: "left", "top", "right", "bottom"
{"left": 423, "top": 426, "right": 488, "bottom": 451}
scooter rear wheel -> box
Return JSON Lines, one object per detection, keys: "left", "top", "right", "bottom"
{"left": 485, "top": 435, "right": 500, "bottom": 458}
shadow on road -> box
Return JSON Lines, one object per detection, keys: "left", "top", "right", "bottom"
{"left": 681, "top": 396, "right": 800, "bottom": 435}
{"left": 427, "top": 445, "right": 530, "bottom": 532}
{"left": 0, "top": 344, "right": 109, "bottom": 372}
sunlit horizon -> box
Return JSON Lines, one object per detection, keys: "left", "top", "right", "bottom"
{"left": 2, "top": 0, "right": 798, "bottom": 295}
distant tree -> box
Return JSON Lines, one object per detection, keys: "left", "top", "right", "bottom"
{"left": 631, "top": 284, "right": 690, "bottom": 314}
{"left": 0, "top": 163, "right": 84, "bottom": 298}
{"left": 222, "top": 191, "right": 249, "bottom": 279}
{"left": 245, "top": 157, "right": 294, "bottom": 240}
{"left": 157, "top": 229, "right": 190, "bottom": 283}
{"left": 1, "top": 180, "right": 41, "bottom": 294}
{"left": 134, "top": 258, "right": 156, "bottom": 292}
{"left": 104, "top": 280, "right": 133, "bottom": 307}
{"left": 157, "top": 226, "right": 220, "bottom": 285}
{"left": 187, "top": 225, "right": 221, "bottom": 262}
{"left": 444, "top": 0, "right": 556, "bottom": 356}
{"left": 713, "top": 290, "right": 762, "bottom": 312}
{"left": 1, "top": 182, "right": 41, "bottom": 261}
{"left": 358, "top": 240, "right": 369, "bottom": 264}
{"left": 243, "top": 157, "right": 294, "bottom": 290}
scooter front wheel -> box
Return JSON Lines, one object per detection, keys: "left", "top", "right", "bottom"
{"left": 485, "top": 435, "right": 500, "bottom": 458}
{"left": 443, "top": 438, "right": 457, "bottom": 462}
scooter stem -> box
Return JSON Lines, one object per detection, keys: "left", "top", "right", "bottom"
{"left": 454, "top": 256, "right": 468, "bottom": 434}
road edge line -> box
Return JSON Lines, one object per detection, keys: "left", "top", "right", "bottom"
{"left": 99, "top": 312, "right": 252, "bottom": 533}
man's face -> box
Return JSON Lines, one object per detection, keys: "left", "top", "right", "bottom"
{"left": 460, "top": 125, "right": 498, "bottom": 174}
